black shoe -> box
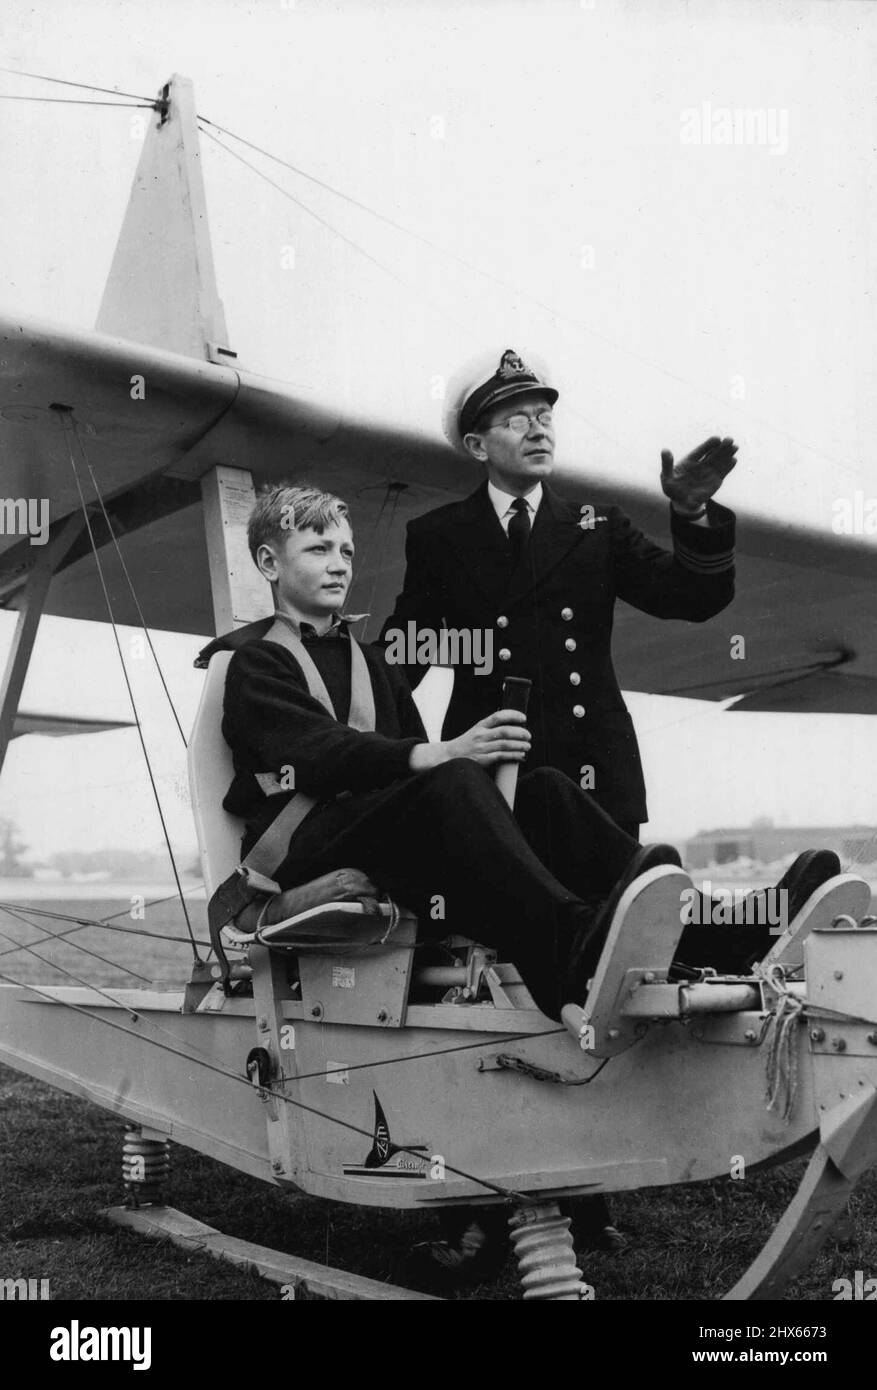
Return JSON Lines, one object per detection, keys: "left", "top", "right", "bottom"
{"left": 564, "top": 844, "right": 683, "bottom": 1004}
{"left": 578, "top": 1223, "right": 629, "bottom": 1253}
{"left": 676, "top": 850, "right": 844, "bottom": 979}
{"left": 768, "top": 850, "right": 841, "bottom": 930}
{"left": 730, "top": 850, "right": 841, "bottom": 934}
{"left": 565, "top": 1194, "right": 630, "bottom": 1253}
{"left": 399, "top": 1217, "right": 508, "bottom": 1293}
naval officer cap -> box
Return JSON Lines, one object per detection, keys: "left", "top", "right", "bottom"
{"left": 442, "top": 347, "right": 559, "bottom": 453}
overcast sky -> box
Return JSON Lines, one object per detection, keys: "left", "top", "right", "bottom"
{"left": 1, "top": 0, "right": 875, "bottom": 862}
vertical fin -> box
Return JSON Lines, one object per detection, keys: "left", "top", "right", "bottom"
{"left": 96, "top": 74, "right": 234, "bottom": 363}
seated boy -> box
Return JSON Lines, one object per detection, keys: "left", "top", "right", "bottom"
{"left": 212, "top": 482, "right": 839, "bottom": 1021}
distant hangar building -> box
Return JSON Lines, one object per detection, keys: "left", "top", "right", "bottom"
{"left": 685, "top": 819, "right": 877, "bottom": 869}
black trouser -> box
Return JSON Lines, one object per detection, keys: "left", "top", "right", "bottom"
{"left": 277, "top": 760, "right": 777, "bottom": 1013}
{"left": 276, "top": 762, "right": 640, "bottom": 1020}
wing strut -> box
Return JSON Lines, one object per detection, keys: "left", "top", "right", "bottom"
{"left": 0, "top": 512, "right": 86, "bottom": 775}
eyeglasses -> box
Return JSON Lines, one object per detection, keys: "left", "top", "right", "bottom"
{"left": 486, "top": 409, "right": 554, "bottom": 435}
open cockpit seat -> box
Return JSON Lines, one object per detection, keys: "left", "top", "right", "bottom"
{"left": 187, "top": 649, "right": 512, "bottom": 1015}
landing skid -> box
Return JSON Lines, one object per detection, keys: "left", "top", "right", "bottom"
{"left": 725, "top": 1084, "right": 877, "bottom": 1299}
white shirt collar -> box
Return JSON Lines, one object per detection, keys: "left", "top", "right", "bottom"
{"left": 487, "top": 480, "right": 543, "bottom": 527}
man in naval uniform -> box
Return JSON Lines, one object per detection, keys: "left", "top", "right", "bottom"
{"left": 378, "top": 348, "right": 738, "bottom": 1260}
{"left": 380, "top": 348, "right": 738, "bottom": 842}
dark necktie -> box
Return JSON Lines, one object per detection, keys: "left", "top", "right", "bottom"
{"left": 507, "top": 496, "right": 531, "bottom": 568}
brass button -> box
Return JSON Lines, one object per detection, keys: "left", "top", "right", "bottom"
{"left": 573, "top": 704, "right": 586, "bottom": 718}
{"left": 570, "top": 672, "right": 581, "bottom": 686}
{"left": 565, "top": 638, "right": 577, "bottom": 652}
{"left": 497, "top": 615, "right": 509, "bottom": 629}
{"left": 498, "top": 648, "right": 511, "bottom": 662}
{"left": 561, "top": 607, "right": 573, "bottom": 621}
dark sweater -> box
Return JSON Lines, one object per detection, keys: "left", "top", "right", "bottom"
{"left": 218, "top": 624, "right": 427, "bottom": 847}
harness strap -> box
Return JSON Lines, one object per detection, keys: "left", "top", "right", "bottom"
{"left": 207, "top": 616, "right": 377, "bottom": 989}
{"left": 267, "top": 611, "right": 376, "bottom": 733}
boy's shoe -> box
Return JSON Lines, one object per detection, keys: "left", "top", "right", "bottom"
{"left": 564, "top": 844, "right": 683, "bottom": 1002}
{"left": 733, "top": 850, "right": 841, "bottom": 931}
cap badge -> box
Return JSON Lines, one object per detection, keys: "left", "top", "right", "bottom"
{"left": 497, "top": 349, "right": 535, "bottom": 380}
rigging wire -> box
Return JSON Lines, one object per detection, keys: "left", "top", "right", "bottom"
{"left": 359, "top": 485, "right": 405, "bottom": 642}
{"left": 0, "top": 907, "right": 208, "bottom": 963}
{"left": 0, "top": 904, "right": 153, "bottom": 984}
{"left": 58, "top": 411, "right": 201, "bottom": 962}
{"left": 83, "top": 460, "right": 189, "bottom": 747}
{"left": 0, "top": 960, "right": 533, "bottom": 1202}
{"left": 0, "top": 67, "right": 158, "bottom": 104}
{"left": 279, "top": 1025, "right": 567, "bottom": 1086}
{"left": 197, "top": 123, "right": 476, "bottom": 341}
{"left": 1, "top": 64, "right": 865, "bottom": 473}
{"left": 0, "top": 924, "right": 153, "bottom": 1007}
{"left": 0, "top": 895, "right": 208, "bottom": 952}
{"left": 0, "top": 925, "right": 266, "bottom": 1088}
{"left": 0, "top": 95, "right": 155, "bottom": 108}
{"left": 197, "top": 112, "right": 861, "bottom": 475}
{"left": 349, "top": 486, "right": 392, "bottom": 590}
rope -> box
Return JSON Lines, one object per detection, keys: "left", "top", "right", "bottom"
{"left": 58, "top": 411, "right": 200, "bottom": 961}
{"left": 757, "top": 963, "right": 805, "bottom": 1122}
{"left": 491, "top": 1053, "right": 611, "bottom": 1086}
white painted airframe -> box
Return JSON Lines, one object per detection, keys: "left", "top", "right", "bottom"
{"left": 0, "top": 75, "right": 876, "bottom": 1301}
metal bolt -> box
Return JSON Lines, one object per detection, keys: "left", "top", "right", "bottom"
{"left": 744, "top": 1029, "right": 757, "bottom": 1042}
{"left": 271, "top": 1159, "right": 283, "bottom": 1172}
{"left": 831, "top": 1037, "right": 847, "bottom": 1052}
{"left": 310, "top": 1005, "right": 321, "bottom": 1018}
{"left": 834, "top": 971, "right": 844, "bottom": 981}
{"left": 810, "top": 1028, "right": 825, "bottom": 1043}
{"left": 607, "top": 1028, "right": 619, "bottom": 1039}
{"left": 257, "top": 1016, "right": 268, "bottom": 1031}
{"left": 377, "top": 1009, "right": 389, "bottom": 1023}
{"left": 867, "top": 1032, "right": 877, "bottom": 1046}
{"left": 644, "top": 971, "right": 655, "bottom": 983}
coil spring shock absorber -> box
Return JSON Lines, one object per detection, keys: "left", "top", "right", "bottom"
{"left": 122, "top": 1126, "right": 170, "bottom": 1207}
{"left": 508, "top": 1202, "right": 588, "bottom": 1300}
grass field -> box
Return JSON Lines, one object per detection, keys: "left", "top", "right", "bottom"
{"left": 1, "top": 883, "right": 875, "bottom": 1301}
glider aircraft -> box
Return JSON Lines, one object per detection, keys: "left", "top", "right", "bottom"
{"left": 0, "top": 74, "right": 875, "bottom": 1301}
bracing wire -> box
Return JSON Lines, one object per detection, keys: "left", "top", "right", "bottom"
{"left": 0, "top": 897, "right": 208, "bottom": 954}
{"left": 360, "top": 485, "right": 405, "bottom": 642}
{"left": 3, "top": 64, "right": 865, "bottom": 473}
{"left": 83, "top": 460, "right": 188, "bottom": 747}
{"left": 0, "top": 904, "right": 153, "bottom": 984}
{"left": 57, "top": 411, "right": 201, "bottom": 962}
{"left": 0, "top": 959, "right": 535, "bottom": 1203}
{"left": 0, "top": 95, "right": 155, "bottom": 108}
{"left": 197, "top": 123, "right": 476, "bottom": 341}
{"left": 196, "top": 112, "right": 863, "bottom": 475}
{"left": 0, "top": 66, "right": 157, "bottom": 103}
